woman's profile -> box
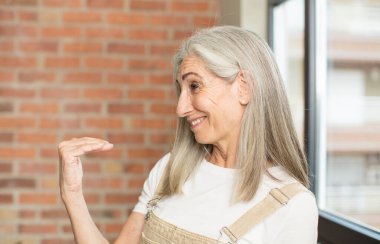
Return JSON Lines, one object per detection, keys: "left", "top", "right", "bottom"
{"left": 58, "top": 25, "right": 318, "bottom": 244}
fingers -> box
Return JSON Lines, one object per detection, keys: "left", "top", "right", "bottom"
{"left": 59, "top": 137, "right": 114, "bottom": 158}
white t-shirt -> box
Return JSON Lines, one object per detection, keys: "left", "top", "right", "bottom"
{"left": 133, "top": 153, "right": 318, "bottom": 244}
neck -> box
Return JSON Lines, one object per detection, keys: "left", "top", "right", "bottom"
{"left": 207, "top": 142, "right": 237, "bottom": 168}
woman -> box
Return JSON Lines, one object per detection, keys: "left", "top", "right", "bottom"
{"left": 59, "top": 26, "right": 318, "bottom": 243}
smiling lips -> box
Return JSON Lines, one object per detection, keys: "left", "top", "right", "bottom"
{"left": 189, "top": 117, "right": 206, "bottom": 129}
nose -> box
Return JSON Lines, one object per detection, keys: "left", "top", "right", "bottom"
{"left": 176, "top": 91, "right": 193, "bottom": 117}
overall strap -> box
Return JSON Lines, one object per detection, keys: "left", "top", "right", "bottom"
{"left": 221, "top": 182, "right": 308, "bottom": 243}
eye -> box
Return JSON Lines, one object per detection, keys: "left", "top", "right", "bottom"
{"left": 189, "top": 81, "right": 200, "bottom": 91}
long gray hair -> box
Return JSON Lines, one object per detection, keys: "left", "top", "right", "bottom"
{"left": 158, "top": 26, "right": 309, "bottom": 201}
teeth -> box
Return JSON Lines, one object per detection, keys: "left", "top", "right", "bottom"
{"left": 191, "top": 118, "right": 204, "bottom": 126}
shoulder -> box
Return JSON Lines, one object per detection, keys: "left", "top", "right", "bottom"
{"left": 132, "top": 153, "right": 170, "bottom": 214}
{"left": 266, "top": 186, "right": 318, "bottom": 243}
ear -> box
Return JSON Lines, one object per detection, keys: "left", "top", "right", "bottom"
{"left": 236, "top": 71, "right": 251, "bottom": 105}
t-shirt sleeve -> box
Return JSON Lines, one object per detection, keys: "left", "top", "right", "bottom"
{"left": 132, "top": 153, "right": 170, "bottom": 215}
{"left": 269, "top": 191, "right": 319, "bottom": 244}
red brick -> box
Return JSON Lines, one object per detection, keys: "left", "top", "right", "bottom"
{"left": 41, "top": 210, "right": 67, "bottom": 219}
{"left": 171, "top": 2, "right": 209, "bottom": 11}
{"left": 0, "top": 224, "right": 15, "bottom": 234}
{"left": 42, "top": 0, "right": 81, "bottom": 7}
{"left": 19, "top": 72, "right": 55, "bottom": 82}
{"left": 18, "top": 133, "right": 57, "bottom": 143}
{"left": 19, "top": 163, "right": 56, "bottom": 174}
{"left": 105, "top": 193, "right": 138, "bottom": 204}
{"left": 0, "top": 148, "right": 35, "bottom": 158}
{"left": 64, "top": 42, "right": 102, "bottom": 53}
{"left": 105, "top": 223, "right": 123, "bottom": 233}
{"left": 128, "top": 178, "right": 145, "bottom": 188}
{"left": 84, "top": 88, "right": 123, "bottom": 99}
{"left": 40, "top": 148, "right": 58, "bottom": 158}
{"left": 130, "top": 0, "right": 166, "bottom": 11}
{"left": 20, "top": 193, "right": 57, "bottom": 204}
{"left": 107, "top": 43, "right": 145, "bottom": 54}
{"left": 19, "top": 41, "right": 58, "bottom": 52}
{"left": 150, "top": 74, "right": 173, "bottom": 84}
{"left": 42, "top": 27, "right": 81, "bottom": 38}
{"left": 85, "top": 57, "right": 124, "bottom": 69}
{"left": 128, "top": 29, "right": 167, "bottom": 40}
{"left": 86, "top": 148, "right": 122, "bottom": 158}
{"left": 84, "top": 178, "right": 123, "bottom": 188}
{"left": 150, "top": 104, "right": 176, "bottom": 114}
{"left": 108, "top": 104, "right": 143, "bottom": 114}
{"left": 0, "top": 88, "right": 35, "bottom": 98}
{"left": 150, "top": 44, "right": 178, "bottom": 56}
{"left": 45, "top": 57, "right": 80, "bottom": 68}
{"left": 0, "top": 163, "right": 12, "bottom": 173}
{"left": 65, "top": 103, "right": 101, "bottom": 113}
{"left": 0, "top": 72, "right": 14, "bottom": 82}
{"left": 3, "top": 0, "right": 37, "bottom": 6}
{"left": 107, "top": 73, "right": 144, "bottom": 84}
{"left": 124, "top": 163, "right": 145, "bottom": 174}
{"left": 193, "top": 16, "right": 217, "bottom": 27}
{"left": 19, "top": 210, "right": 36, "bottom": 219}
{"left": 0, "top": 9, "right": 15, "bottom": 20}
{"left": 150, "top": 134, "right": 174, "bottom": 144}
{"left": 131, "top": 119, "right": 166, "bottom": 129}
{"left": 128, "top": 148, "right": 164, "bottom": 159}
{"left": 19, "top": 11, "right": 38, "bottom": 21}
{"left": 19, "top": 224, "right": 57, "bottom": 233}
{"left": 0, "top": 25, "right": 37, "bottom": 37}
{"left": 86, "top": 28, "right": 124, "bottom": 39}
{"left": 63, "top": 72, "right": 102, "bottom": 83}
{"left": 174, "top": 30, "right": 194, "bottom": 40}
{"left": 149, "top": 15, "right": 188, "bottom": 26}
{"left": 0, "top": 194, "right": 13, "bottom": 203}
{"left": 0, "top": 40, "right": 13, "bottom": 52}
{"left": 20, "top": 103, "right": 59, "bottom": 113}
{"left": 41, "top": 88, "right": 80, "bottom": 99}
{"left": 0, "top": 118, "right": 36, "bottom": 128}
{"left": 129, "top": 59, "right": 171, "bottom": 70}
{"left": 84, "top": 194, "right": 100, "bottom": 204}
{"left": 108, "top": 133, "right": 144, "bottom": 144}
{"left": 63, "top": 12, "right": 101, "bottom": 22}
{"left": 107, "top": 13, "right": 145, "bottom": 24}
{"left": 82, "top": 163, "right": 101, "bottom": 173}
{"left": 0, "top": 103, "right": 13, "bottom": 113}
{"left": 40, "top": 119, "right": 80, "bottom": 129}
{"left": 42, "top": 238, "right": 74, "bottom": 244}
{"left": 87, "top": 0, "right": 123, "bottom": 8}
{"left": 0, "top": 56, "right": 36, "bottom": 68}
{"left": 128, "top": 89, "right": 165, "bottom": 100}
{"left": 0, "top": 178, "right": 35, "bottom": 188}
{"left": 85, "top": 118, "right": 123, "bottom": 129}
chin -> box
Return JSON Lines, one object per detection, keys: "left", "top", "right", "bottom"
{"left": 194, "top": 134, "right": 213, "bottom": 145}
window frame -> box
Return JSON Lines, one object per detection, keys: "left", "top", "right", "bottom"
{"left": 268, "top": 0, "right": 380, "bottom": 243}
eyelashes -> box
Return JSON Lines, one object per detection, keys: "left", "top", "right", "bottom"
{"left": 190, "top": 82, "right": 200, "bottom": 91}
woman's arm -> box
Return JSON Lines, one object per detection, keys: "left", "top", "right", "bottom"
{"left": 59, "top": 137, "right": 144, "bottom": 244}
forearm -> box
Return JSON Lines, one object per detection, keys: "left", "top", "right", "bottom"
{"left": 63, "top": 192, "right": 109, "bottom": 244}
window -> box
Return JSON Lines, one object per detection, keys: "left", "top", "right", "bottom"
{"left": 271, "top": 0, "right": 305, "bottom": 146}
{"left": 321, "top": 0, "right": 380, "bottom": 236}
{"left": 269, "top": 0, "right": 380, "bottom": 243}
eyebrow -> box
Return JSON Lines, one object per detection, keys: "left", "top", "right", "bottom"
{"left": 181, "top": 72, "right": 202, "bottom": 81}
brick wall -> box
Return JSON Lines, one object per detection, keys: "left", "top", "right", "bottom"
{"left": 0, "top": 1, "right": 220, "bottom": 243}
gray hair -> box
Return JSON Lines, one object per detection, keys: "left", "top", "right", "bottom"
{"left": 158, "top": 26, "right": 308, "bottom": 201}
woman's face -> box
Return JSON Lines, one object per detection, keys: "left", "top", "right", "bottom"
{"left": 176, "top": 55, "right": 246, "bottom": 149}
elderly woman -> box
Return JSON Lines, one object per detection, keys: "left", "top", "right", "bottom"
{"left": 59, "top": 26, "right": 318, "bottom": 243}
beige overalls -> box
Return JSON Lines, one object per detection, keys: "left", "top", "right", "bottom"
{"left": 140, "top": 182, "right": 307, "bottom": 244}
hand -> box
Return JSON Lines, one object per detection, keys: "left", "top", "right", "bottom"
{"left": 58, "top": 137, "right": 113, "bottom": 200}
